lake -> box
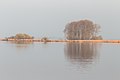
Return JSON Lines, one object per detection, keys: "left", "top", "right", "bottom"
{"left": 0, "top": 41, "right": 120, "bottom": 80}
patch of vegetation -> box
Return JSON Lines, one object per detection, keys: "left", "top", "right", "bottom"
{"left": 7, "top": 33, "right": 34, "bottom": 39}
{"left": 41, "top": 37, "right": 49, "bottom": 42}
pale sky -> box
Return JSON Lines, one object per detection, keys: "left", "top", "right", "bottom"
{"left": 0, "top": 0, "right": 120, "bottom": 39}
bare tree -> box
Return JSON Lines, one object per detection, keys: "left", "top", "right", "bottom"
{"left": 64, "top": 19, "right": 102, "bottom": 40}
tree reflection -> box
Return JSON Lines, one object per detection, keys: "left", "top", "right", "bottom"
{"left": 64, "top": 42, "right": 100, "bottom": 67}
{"left": 9, "top": 41, "right": 33, "bottom": 48}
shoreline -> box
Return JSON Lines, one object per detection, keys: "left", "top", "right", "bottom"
{"left": 1, "top": 39, "right": 120, "bottom": 43}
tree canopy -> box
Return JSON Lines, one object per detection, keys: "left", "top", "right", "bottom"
{"left": 64, "top": 19, "right": 102, "bottom": 40}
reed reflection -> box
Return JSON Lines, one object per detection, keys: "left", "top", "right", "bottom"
{"left": 64, "top": 42, "right": 100, "bottom": 66}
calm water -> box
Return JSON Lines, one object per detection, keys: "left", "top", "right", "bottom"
{"left": 0, "top": 41, "right": 120, "bottom": 80}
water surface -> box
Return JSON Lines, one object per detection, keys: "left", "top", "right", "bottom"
{"left": 0, "top": 42, "right": 120, "bottom": 80}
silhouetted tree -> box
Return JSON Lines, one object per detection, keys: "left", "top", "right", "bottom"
{"left": 64, "top": 19, "right": 102, "bottom": 40}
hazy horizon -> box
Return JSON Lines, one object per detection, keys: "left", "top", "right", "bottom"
{"left": 0, "top": 0, "right": 120, "bottom": 39}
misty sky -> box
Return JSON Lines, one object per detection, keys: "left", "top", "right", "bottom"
{"left": 0, "top": 0, "right": 120, "bottom": 39}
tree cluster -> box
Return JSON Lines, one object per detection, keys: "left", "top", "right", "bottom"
{"left": 64, "top": 19, "right": 102, "bottom": 40}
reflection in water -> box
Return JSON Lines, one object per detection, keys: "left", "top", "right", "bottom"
{"left": 64, "top": 42, "right": 100, "bottom": 68}
{"left": 8, "top": 41, "right": 33, "bottom": 48}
